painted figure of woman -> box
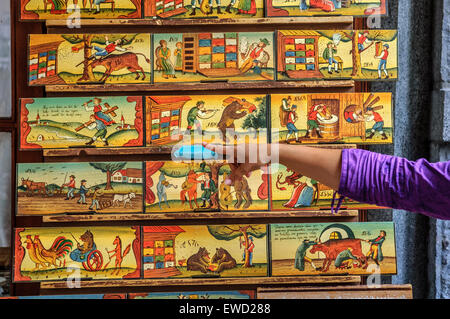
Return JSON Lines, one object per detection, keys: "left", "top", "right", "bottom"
{"left": 158, "top": 40, "right": 176, "bottom": 79}
{"left": 174, "top": 42, "right": 183, "bottom": 71}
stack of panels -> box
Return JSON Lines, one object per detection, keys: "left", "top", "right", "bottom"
{"left": 198, "top": 33, "right": 212, "bottom": 70}
{"left": 29, "top": 50, "right": 57, "bottom": 83}
{"left": 150, "top": 109, "right": 180, "bottom": 141}
{"left": 164, "top": 0, "right": 175, "bottom": 12}
{"left": 212, "top": 33, "right": 226, "bottom": 69}
{"left": 285, "top": 37, "right": 316, "bottom": 71}
{"left": 225, "top": 32, "right": 238, "bottom": 68}
{"left": 143, "top": 239, "right": 175, "bottom": 271}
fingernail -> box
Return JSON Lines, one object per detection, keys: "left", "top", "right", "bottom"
{"left": 225, "top": 179, "right": 232, "bottom": 185}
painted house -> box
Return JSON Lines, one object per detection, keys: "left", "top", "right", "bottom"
{"left": 112, "top": 168, "right": 143, "bottom": 184}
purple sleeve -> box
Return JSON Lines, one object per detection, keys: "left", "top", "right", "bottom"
{"left": 338, "top": 148, "right": 450, "bottom": 220}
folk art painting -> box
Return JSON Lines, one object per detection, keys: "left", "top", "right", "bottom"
{"left": 146, "top": 94, "right": 268, "bottom": 147}
{"left": 28, "top": 33, "right": 151, "bottom": 86}
{"left": 17, "top": 162, "right": 144, "bottom": 215}
{"left": 142, "top": 225, "right": 268, "bottom": 279}
{"left": 270, "top": 93, "right": 393, "bottom": 144}
{"left": 276, "top": 30, "right": 398, "bottom": 81}
{"left": 269, "top": 145, "right": 381, "bottom": 212}
{"left": 266, "top": 0, "right": 387, "bottom": 17}
{"left": 20, "top": 0, "right": 142, "bottom": 20}
{"left": 143, "top": 0, "right": 264, "bottom": 19}
{"left": 1, "top": 294, "right": 127, "bottom": 299}
{"left": 153, "top": 32, "right": 275, "bottom": 83}
{"left": 129, "top": 291, "right": 254, "bottom": 299}
{"left": 270, "top": 222, "right": 397, "bottom": 276}
{"left": 145, "top": 161, "right": 269, "bottom": 213}
{"left": 20, "top": 96, "right": 144, "bottom": 149}
{"left": 14, "top": 226, "right": 141, "bottom": 282}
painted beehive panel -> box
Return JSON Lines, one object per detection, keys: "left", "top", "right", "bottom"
{"left": 270, "top": 222, "right": 397, "bottom": 276}
{"left": 270, "top": 93, "right": 393, "bottom": 144}
{"left": 20, "top": 96, "right": 144, "bottom": 149}
{"left": 146, "top": 94, "right": 268, "bottom": 147}
{"left": 17, "top": 162, "right": 144, "bottom": 215}
{"left": 142, "top": 225, "right": 268, "bottom": 279}
{"left": 143, "top": 0, "right": 264, "bottom": 19}
{"left": 129, "top": 290, "right": 254, "bottom": 299}
{"left": 266, "top": 0, "right": 388, "bottom": 18}
{"left": 153, "top": 32, "right": 275, "bottom": 83}
{"left": 14, "top": 227, "right": 141, "bottom": 282}
{"left": 276, "top": 30, "right": 398, "bottom": 81}
{"left": 28, "top": 34, "right": 151, "bottom": 86}
{"left": 20, "top": 0, "right": 142, "bottom": 20}
{"left": 146, "top": 161, "right": 269, "bottom": 213}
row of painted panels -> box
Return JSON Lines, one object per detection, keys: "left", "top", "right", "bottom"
{"left": 17, "top": 156, "right": 380, "bottom": 216}
{"left": 20, "top": 93, "right": 393, "bottom": 150}
{"left": 28, "top": 30, "right": 398, "bottom": 86}
{"left": 14, "top": 222, "right": 396, "bottom": 282}
{"left": 21, "top": 0, "right": 388, "bottom": 20}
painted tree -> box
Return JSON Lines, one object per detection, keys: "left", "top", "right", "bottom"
{"left": 319, "top": 30, "right": 397, "bottom": 77}
{"left": 207, "top": 225, "right": 267, "bottom": 268}
{"left": 62, "top": 34, "right": 138, "bottom": 83}
{"left": 89, "top": 162, "right": 127, "bottom": 190}
{"left": 241, "top": 97, "right": 267, "bottom": 134}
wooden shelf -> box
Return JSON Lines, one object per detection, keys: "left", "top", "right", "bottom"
{"left": 40, "top": 275, "right": 361, "bottom": 290}
{"left": 45, "top": 16, "right": 354, "bottom": 28}
{"left": 44, "top": 80, "right": 355, "bottom": 93}
{"left": 41, "top": 210, "right": 359, "bottom": 223}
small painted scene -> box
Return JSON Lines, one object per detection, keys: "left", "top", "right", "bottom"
{"left": 142, "top": 225, "right": 268, "bottom": 279}
{"left": 270, "top": 222, "right": 397, "bottom": 276}
{"left": 271, "top": 93, "right": 393, "bottom": 144}
{"left": 2, "top": 294, "right": 127, "bottom": 299}
{"left": 270, "top": 160, "right": 379, "bottom": 211}
{"left": 20, "top": 96, "right": 143, "bottom": 149}
{"left": 14, "top": 227, "right": 140, "bottom": 282}
{"left": 144, "top": 0, "right": 264, "bottom": 19}
{"left": 267, "top": 0, "right": 387, "bottom": 17}
{"left": 129, "top": 290, "right": 254, "bottom": 299}
{"left": 146, "top": 161, "right": 269, "bottom": 213}
{"left": 276, "top": 30, "right": 398, "bottom": 81}
{"left": 20, "top": 0, "right": 142, "bottom": 20}
{"left": 28, "top": 33, "right": 151, "bottom": 86}
{"left": 153, "top": 32, "right": 275, "bottom": 83}
{"left": 146, "top": 95, "right": 268, "bottom": 147}
{"left": 17, "top": 162, "right": 144, "bottom": 215}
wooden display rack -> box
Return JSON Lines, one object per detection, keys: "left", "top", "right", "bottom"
{"left": 9, "top": 0, "right": 379, "bottom": 298}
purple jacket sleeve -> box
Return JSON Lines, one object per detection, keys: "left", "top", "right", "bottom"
{"left": 338, "top": 148, "right": 450, "bottom": 220}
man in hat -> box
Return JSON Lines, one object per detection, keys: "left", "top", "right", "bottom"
{"left": 83, "top": 97, "right": 115, "bottom": 146}
{"left": 89, "top": 187, "right": 104, "bottom": 211}
{"left": 305, "top": 104, "right": 324, "bottom": 139}
{"left": 358, "top": 31, "right": 372, "bottom": 52}
{"left": 78, "top": 179, "right": 88, "bottom": 205}
{"left": 365, "top": 107, "right": 388, "bottom": 140}
{"left": 294, "top": 239, "right": 321, "bottom": 271}
{"left": 365, "top": 230, "right": 386, "bottom": 266}
{"left": 322, "top": 41, "right": 339, "bottom": 75}
{"left": 89, "top": 35, "right": 129, "bottom": 60}
{"left": 63, "top": 175, "right": 76, "bottom": 200}
{"left": 200, "top": 172, "right": 217, "bottom": 208}
{"left": 240, "top": 38, "right": 270, "bottom": 75}
{"left": 241, "top": 236, "right": 255, "bottom": 267}
{"left": 185, "top": 101, "right": 213, "bottom": 135}
{"left": 375, "top": 43, "right": 390, "bottom": 79}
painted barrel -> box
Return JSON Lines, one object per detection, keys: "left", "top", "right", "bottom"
{"left": 318, "top": 115, "right": 339, "bottom": 139}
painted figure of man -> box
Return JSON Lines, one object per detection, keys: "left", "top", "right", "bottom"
{"left": 89, "top": 36, "right": 128, "bottom": 60}
{"left": 200, "top": 172, "right": 217, "bottom": 208}
{"left": 158, "top": 40, "right": 176, "bottom": 79}
{"left": 89, "top": 187, "right": 104, "bottom": 211}
{"left": 365, "top": 107, "right": 388, "bottom": 140}
{"left": 294, "top": 239, "right": 320, "bottom": 271}
{"left": 334, "top": 247, "right": 359, "bottom": 269}
{"left": 285, "top": 105, "right": 299, "bottom": 143}
{"left": 63, "top": 175, "right": 76, "bottom": 200}
{"left": 358, "top": 31, "right": 372, "bottom": 52}
{"left": 241, "top": 236, "right": 255, "bottom": 266}
{"left": 185, "top": 101, "right": 213, "bottom": 135}
{"left": 78, "top": 179, "right": 88, "bottom": 205}
{"left": 322, "top": 42, "right": 339, "bottom": 74}
{"left": 240, "top": 38, "right": 269, "bottom": 75}
{"left": 366, "top": 230, "right": 386, "bottom": 266}
{"left": 305, "top": 104, "right": 324, "bottom": 139}
{"left": 375, "top": 43, "right": 390, "bottom": 79}
{"left": 157, "top": 173, "right": 176, "bottom": 210}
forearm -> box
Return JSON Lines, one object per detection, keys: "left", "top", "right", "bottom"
{"left": 277, "top": 144, "right": 342, "bottom": 190}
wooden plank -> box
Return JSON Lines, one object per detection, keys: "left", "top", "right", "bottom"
{"left": 40, "top": 275, "right": 361, "bottom": 289}
{"left": 42, "top": 210, "right": 360, "bottom": 223}
{"left": 45, "top": 17, "right": 354, "bottom": 27}
{"left": 43, "top": 147, "right": 173, "bottom": 158}
{"left": 257, "top": 284, "right": 413, "bottom": 299}
{"left": 45, "top": 80, "right": 355, "bottom": 93}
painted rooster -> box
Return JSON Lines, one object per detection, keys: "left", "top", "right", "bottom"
{"left": 25, "top": 235, "right": 73, "bottom": 270}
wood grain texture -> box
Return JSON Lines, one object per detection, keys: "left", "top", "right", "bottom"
{"left": 257, "top": 284, "right": 413, "bottom": 299}
{"left": 40, "top": 275, "right": 361, "bottom": 289}
{"left": 45, "top": 17, "right": 354, "bottom": 27}
{"left": 42, "top": 210, "right": 360, "bottom": 223}
{"left": 45, "top": 80, "right": 355, "bottom": 93}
